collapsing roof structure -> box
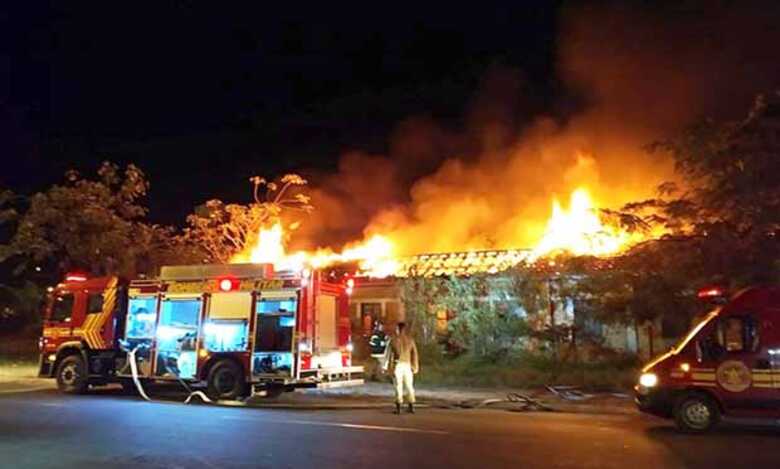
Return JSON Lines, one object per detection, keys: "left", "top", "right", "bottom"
{"left": 389, "top": 249, "right": 532, "bottom": 277}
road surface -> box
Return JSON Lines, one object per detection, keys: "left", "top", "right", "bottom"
{"left": 2, "top": 388, "right": 780, "bottom": 468}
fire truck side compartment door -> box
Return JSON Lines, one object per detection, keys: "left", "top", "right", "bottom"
{"left": 316, "top": 294, "right": 337, "bottom": 351}
{"left": 204, "top": 292, "right": 252, "bottom": 353}
{"left": 122, "top": 295, "right": 158, "bottom": 377}
{"left": 253, "top": 291, "right": 297, "bottom": 377}
{"left": 209, "top": 292, "right": 252, "bottom": 320}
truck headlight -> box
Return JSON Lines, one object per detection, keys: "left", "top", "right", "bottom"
{"left": 639, "top": 372, "right": 658, "bottom": 388}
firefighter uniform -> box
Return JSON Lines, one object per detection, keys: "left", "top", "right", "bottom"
{"left": 388, "top": 332, "right": 419, "bottom": 406}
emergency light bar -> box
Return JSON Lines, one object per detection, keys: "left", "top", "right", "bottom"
{"left": 65, "top": 272, "right": 88, "bottom": 282}
{"left": 697, "top": 286, "right": 725, "bottom": 299}
{"left": 697, "top": 286, "right": 729, "bottom": 305}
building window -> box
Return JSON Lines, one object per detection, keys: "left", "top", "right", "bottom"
{"left": 360, "top": 303, "right": 382, "bottom": 335}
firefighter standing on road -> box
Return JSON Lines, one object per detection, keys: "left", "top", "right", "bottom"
{"left": 386, "top": 322, "right": 419, "bottom": 414}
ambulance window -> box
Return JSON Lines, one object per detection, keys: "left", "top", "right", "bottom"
{"left": 51, "top": 293, "right": 74, "bottom": 322}
{"left": 87, "top": 294, "right": 104, "bottom": 314}
{"left": 717, "top": 316, "right": 759, "bottom": 353}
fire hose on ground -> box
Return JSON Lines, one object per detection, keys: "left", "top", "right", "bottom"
{"left": 452, "top": 392, "right": 555, "bottom": 412}
{"left": 120, "top": 341, "right": 215, "bottom": 405}
{"left": 119, "top": 343, "right": 588, "bottom": 412}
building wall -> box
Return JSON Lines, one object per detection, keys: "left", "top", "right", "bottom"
{"left": 348, "top": 277, "right": 677, "bottom": 359}
{"left": 348, "top": 281, "right": 404, "bottom": 336}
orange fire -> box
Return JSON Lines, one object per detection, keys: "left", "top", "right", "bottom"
{"left": 231, "top": 187, "right": 649, "bottom": 277}
{"left": 230, "top": 223, "right": 399, "bottom": 277}
{"left": 529, "top": 187, "right": 635, "bottom": 260}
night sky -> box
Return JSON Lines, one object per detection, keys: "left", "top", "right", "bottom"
{"left": 2, "top": 2, "right": 561, "bottom": 223}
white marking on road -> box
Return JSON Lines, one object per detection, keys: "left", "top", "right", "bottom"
{"left": 220, "top": 415, "right": 448, "bottom": 435}
{"left": 312, "top": 422, "right": 449, "bottom": 435}
{"left": 0, "top": 386, "right": 53, "bottom": 395}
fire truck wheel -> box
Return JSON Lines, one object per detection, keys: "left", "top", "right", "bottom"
{"left": 207, "top": 360, "right": 248, "bottom": 401}
{"left": 674, "top": 392, "right": 720, "bottom": 433}
{"left": 56, "top": 355, "right": 88, "bottom": 394}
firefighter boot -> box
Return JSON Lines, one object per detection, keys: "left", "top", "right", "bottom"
{"left": 408, "top": 403, "right": 415, "bottom": 414}
{"left": 395, "top": 403, "right": 401, "bottom": 415}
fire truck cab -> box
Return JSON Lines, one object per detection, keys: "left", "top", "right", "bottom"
{"left": 636, "top": 286, "right": 780, "bottom": 432}
{"left": 38, "top": 264, "right": 363, "bottom": 400}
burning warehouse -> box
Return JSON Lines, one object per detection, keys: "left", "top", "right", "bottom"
{"left": 337, "top": 249, "right": 658, "bottom": 361}
{"left": 220, "top": 180, "right": 672, "bottom": 362}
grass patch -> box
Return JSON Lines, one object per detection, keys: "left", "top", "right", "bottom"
{"left": 355, "top": 341, "right": 639, "bottom": 391}
{"left": 414, "top": 350, "right": 639, "bottom": 391}
{"left": 0, "top": 358, "right": 38, "bottom": 379}
{"left": 0, "top": 332, "right": 39, "bottom": 378}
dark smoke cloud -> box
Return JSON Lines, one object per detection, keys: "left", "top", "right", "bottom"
{"left": 296, "top": 1, "right": 780, "bottom": 254}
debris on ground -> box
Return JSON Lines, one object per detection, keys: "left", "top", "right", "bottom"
{"left": 545, "top": 385, "right": 593, "bottom": 401}
{"left": 455, "top": 392, "right": 553, "bottom": 412}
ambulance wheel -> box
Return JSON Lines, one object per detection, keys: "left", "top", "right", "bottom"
{"left": 56, "top": 355, "right": 88, "bottom": 394}
{"left": 674, "top": 392, "right": 720, "bottom": 433}
{"left": 207, "top": 360, "right": 248, "bottom": 401}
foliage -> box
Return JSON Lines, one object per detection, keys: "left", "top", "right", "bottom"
{"left": 398, "top": 274, "right": 444, "bottom": 346}
{"left": 183, "top": 174, "right": 313, "bottom": 263}
{"left": 569, "top": 92, "right": 780, "bottom": 340}
{"left": 0, "top": 281, "right": 43, "bottom": 324}
{"left": 620, "top": 92, "right": 780, "bottom": 287}
{"left": 1, "top": 163, "right": 143, "bottom": 276}
{"left": 442, "top": 274, "right": 529, "bottom": 359}
{"left": 0, "top": 190, "right": 17, "bottom": 227}
{"left": 0, "top": 162, "right": 199, "bottom": 279}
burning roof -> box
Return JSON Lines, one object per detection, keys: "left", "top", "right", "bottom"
{"left": 390, "top": 249, "right": 530, "bottom": 277}
{"left": 229, "top": 186, "right": 657, "bottom": 278}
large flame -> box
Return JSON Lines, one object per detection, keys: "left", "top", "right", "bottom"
{"left": 230, "top": 223, "right": 399, "bottom": 277}
{"left": 530, "top": 187, "right": 633, "bottom": 260}
{"left": 231, "top": 187, "right": 649, "bottom": 277}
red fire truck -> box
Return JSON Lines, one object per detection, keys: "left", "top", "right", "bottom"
{"left": 38, "top": 264, "right": 363, "bottom": 400}
{"left": 635, "top": 285, "right": 780, "bottom": 432}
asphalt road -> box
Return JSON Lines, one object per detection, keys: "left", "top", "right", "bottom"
{"left": 2, "top": 389, "right": 780, "bottom": 469}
